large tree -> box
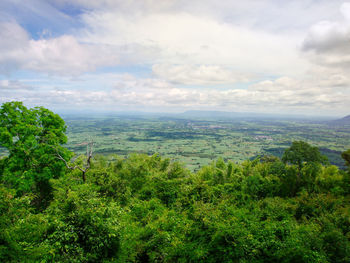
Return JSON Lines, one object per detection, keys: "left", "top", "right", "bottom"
{"left": 282, "top": 141, "right": 328, "bottom": 172}
{"left": 0, "top": 102, "right": 71, "bottom": 206}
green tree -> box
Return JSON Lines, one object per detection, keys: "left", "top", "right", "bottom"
{"left": 0, "top": 184, "right": 50, "bottom": 262}
{"left": 341, "top": 149, "right": 350, "bottom": 168}
{"left": 282, "top": 141, "right": 328, "bottom": 172}
{"left": 0, "top": 101, "right": 71, "bottom": 207}
{"left": 45, "top": 179, "right": 121, "bottom": 262}
{"left": 341, "top": 149, "right": 350, "bottom": 194}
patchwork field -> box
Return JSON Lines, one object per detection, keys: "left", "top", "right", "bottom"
{"left": 63, "top": 115, "right": 350, "bottom": 171}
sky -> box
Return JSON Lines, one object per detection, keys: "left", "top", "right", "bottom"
{"left": 0, "top": 0, "right": 350, "bottom": 116}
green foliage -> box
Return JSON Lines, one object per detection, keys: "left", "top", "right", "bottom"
{"left": 282, "top": 141, "right": 328, "bottom": 171}
{"left": 342, "top": 149, "right": 350, "bottom": 168}
{"left": 44, "top": 179, "right": 122, "bottom": 262}
{"left": 1, "top": 107, "right": 349, "bottom": 263}
{"left": 0, "top": 102, "right": 71, "bottom": 207}
{"left": 0, "top": 184, "right": 50, "bottom": 262}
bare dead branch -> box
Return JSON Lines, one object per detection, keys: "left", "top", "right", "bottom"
{"left": 54, "top": 141, "right": 94, "bottom": 182}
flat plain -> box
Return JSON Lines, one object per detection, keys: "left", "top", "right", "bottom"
{"left": 62, "top": 114, "right": 350, "bottom": 171}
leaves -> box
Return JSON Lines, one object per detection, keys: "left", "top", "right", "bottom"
{"left": 0, "top": 104, "right": 349, "bottom": 263}
{"left": 0, "top": 102, "right": 71, "bottom": 207}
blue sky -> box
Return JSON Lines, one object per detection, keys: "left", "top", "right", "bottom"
{"left": 1, "top": 0, "right": 350, "bottom": 116}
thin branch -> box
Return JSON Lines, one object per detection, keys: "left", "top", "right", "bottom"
{"left": 54, "top": 141, "right": 94, "bottom": 182}
{"left": 56, "top": 150, "right": 81, "bottom": 171}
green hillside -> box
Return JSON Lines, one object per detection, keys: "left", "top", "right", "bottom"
{"left": 1, "top": 102, "right": 350, "bottom": 262}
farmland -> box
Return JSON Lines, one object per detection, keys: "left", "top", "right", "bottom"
{"left": 63, "top": 115, "right": 350, "bottom": 171}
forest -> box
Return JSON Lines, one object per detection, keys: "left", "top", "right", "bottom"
{"left": 1, "top": 102, "right": 350, "bottom": 263}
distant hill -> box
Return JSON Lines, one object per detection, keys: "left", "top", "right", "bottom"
{"left": 180, "top": 110, "right": 243, "bottom": 119}
{"left": 177, "top": 110, "right": 327, "bottom": 121}
{"left": 329, "top": 115, "right": 350, "bottom": 126}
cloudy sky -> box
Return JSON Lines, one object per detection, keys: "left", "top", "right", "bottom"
{"left": 1, "top": 0, "right": 350, "bottom": 116}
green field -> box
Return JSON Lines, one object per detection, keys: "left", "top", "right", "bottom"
{"left": 63, "top": 115, "right": 350, "bottom": 171}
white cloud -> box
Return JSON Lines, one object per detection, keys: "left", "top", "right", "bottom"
{"left": 26, "top": 35, "right": 117, "bottom": 75}
{"left": 80, "top": 12, "right": 307, "bottom": 76}
{"left": 0, "top": 79, "right": 33, "bottom": 90}
{"left": 152, "top": 64, "right": 252, "bottom": 85}
{"left": 1, "top": 73, "right": 348, "bottom": 115}
{"left": 250, "top": 77, "right": 300, "bottom": 92}
{"left": 0, "top": 22, "right": 118, "bottom": 75}
{"left": 1, "top": 1, "right": 350, "bottom": 115}
{"left": 302, "top": 2, "right": 350, "bottom": 68}
{"left": 340, "top": 2, "right": 350, "bottom": 21}
{"left": 52, "top": 0, "right": 346, "bottom": 33}
{"left": 111, "top": 74, "right": 173, "bottom": 91}
{"left": 249, "top": 77, "right": 347, "bottom": 105}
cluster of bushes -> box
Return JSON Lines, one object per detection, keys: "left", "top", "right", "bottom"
{"left": 1, "top": 102, "right": 350, "bottom": 262}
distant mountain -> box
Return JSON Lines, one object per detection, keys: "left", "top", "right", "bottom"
{"left": 329, "top": 115, "right": 350, "bottom": 125}
{"left": 177, "top": 110, "right": 327, "bottom": 121}
{"left": 60, "top": 109, "right": 335, "bottom": 122}
{"left": 181, "top": 110, "right": 242, "bottom": 118}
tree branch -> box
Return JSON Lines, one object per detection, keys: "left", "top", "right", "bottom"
{"left": 55, "top": 141, "right": 94, "bottom": 182}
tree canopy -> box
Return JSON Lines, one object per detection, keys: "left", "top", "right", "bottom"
{"left": 342, "top": 149, "right": 350, "bottom": 168}
{"left": 282, "top": 140, "right": 328, "bottom": 170}
{"left": 0, "top": 101, "right": 71, "bottom": 205}
{"left": 0, "top": 102, "right": 349, "bottom": 262}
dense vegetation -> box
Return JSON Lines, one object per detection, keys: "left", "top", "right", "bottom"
{"left": 1, "top": 102, "right": 350, "bottom": 262}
